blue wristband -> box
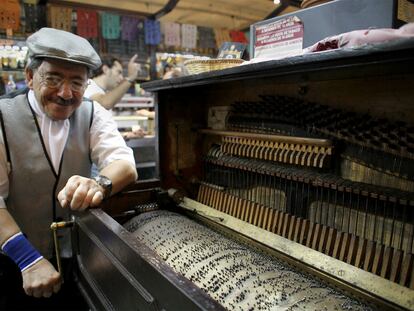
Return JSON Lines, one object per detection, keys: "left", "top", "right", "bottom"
{"left": 1, "top": 233, "right": 43, "bottom": 271}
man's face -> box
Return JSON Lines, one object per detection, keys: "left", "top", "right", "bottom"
{"left": 105, "top": 61, "right": 124, "bottom": 90}
{"left": 26, "top": 59, "right": 88, "bottom": 121}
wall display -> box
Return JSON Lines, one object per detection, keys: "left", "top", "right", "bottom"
{"left": 1, "top": 2, "right": 248, "bottom": 81}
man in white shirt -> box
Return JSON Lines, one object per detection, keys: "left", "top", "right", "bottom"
{"left": 0, "top": 28, "right": 137, "bottom": 309}
{"left": 84, "top": 54, "right": 139, "bottom": 110}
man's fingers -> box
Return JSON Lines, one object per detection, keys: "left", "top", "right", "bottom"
{"left": 79, "top": 188, "right": 96, "bottom": 210}
{"left": 60, "top": 199, "right": 68, "bottom": 208}
{"left": 59, "top": 180, "right": 80, "bottom": 207}
{"left": 24, "top": 287, "right": 33, "bottom": 297}
{"left": 53, "top": 281, "right": 61, "bottom": 294}
{"left": 58, "top": 176, "right": 105, "bottom": 210}
{"left": 130, "top": 54, "right": 138, "bottom": 63}
{"left": 32, "top": 288, "right": 43, "bottom": 298}
{"left": 91, "top": 191, "right": 104, "bottom": 207}
{"left": 70, "top": 183, "right": 89, "bottom": 210}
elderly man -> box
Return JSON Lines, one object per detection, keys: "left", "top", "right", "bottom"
{"left": 0, "top": 28, "right": 137, "bottom": 309}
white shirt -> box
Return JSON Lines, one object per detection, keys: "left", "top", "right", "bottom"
{"left": 0, "top": 90, "right": 135, "bottom": 209}
{"left": 83, "top": 79, "right": 105, "bottom": 99}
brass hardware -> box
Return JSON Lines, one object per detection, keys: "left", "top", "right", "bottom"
{"left": 50, "top": 220, "right": 74, "bottom": 278}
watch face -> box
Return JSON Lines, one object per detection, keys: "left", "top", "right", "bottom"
{"left": 94, "top": 175, "right": 112, "bottom": 198}
{"left": 97, "top": 175, "right": 111, "bottom": 187}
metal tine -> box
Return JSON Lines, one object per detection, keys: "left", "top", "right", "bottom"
{"left": 340, "top": 184, "right": 347, "bottom": 233}
{"left": 398, "top": 201, "right": 407, "bottom": 252}
{"left": 389, "top": 197, "right": 398, "bottom": 250}
{"left": 380, "top": 198, "right": 387, "bottom": 247}
{"left": 254, "top": 162, "right": 262, "bottom": 205}
{"left": 226, "top": 157, "right": 236, "bottom": 196}
{"left": 273, "top": 164, "right": 281, "bottom": 209}
{"left": 324, "top": 178, "right": 332, "bottom": 227}
{"left": 235, "top": 158, "right": 243, "bottom": 199}
{"left": 319, "top": 178, "right": 324, "bottom": 225}
{"left": 362, "top": 191, "right": 370, "bottom": 242}
{"left": 354, "top": 188, "right": 361, "bottom": 237}
{"left": 304, "top": 172, "right": 311, "bottom": 220}
{"left": 271, "top": 170, "right": 277, "bottom": 210}
{"left": 258, "top": 163, "right": 265, "bottom": 206}
{"left": 372, "top": 195, "right": 379, "bottom": 245}
{"left": 242, "top": 162, "right": 248, "bottom": 201}
{"left": 293, "top": 173, "right": 300, "bottom": 217}
{"left": 234, "top": 157, "right": 244, "bottom": 198}
{"left": 330, "top": 183, "right": 337, "bottom": 229}
{"left": 269, "top": 170, "right": 275, "bottom": 210}
{"left": 347, "top": 186, "right": 353, "bottom": 235}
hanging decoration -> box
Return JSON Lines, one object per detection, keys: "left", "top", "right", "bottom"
{"left": 144, "top": 19, "right": 161, "bottom": 45}
{"left": 230, "top": 30, "right": 248, "bottom": 43}
{"left": 77, "top": 9, "right": 98, "bottom": 39}
{"left": 181, "top": 24, "right": 197, "bottom": 49}
{"left": 23, "top": 2, "right": 46, "bottom": 33}
{"left": 164, "top": 22, "right": 181, "bottom": 47}
{"left": 198, "top": 27, "right": 217, "bottom": 49}
{"left": 136, "top": 19, "right": 149, "bottom": 58}
{"left": 101, "top": 12, "right": 120, "bottom": 39}
{"left": 0, "top": 0, "right": 21, "bottom": 31}
{"left": 121, "top": 16, "right": 139, "bottom": 42}
{"left": 49, "top": 6, "right": 72, "bottom": 32}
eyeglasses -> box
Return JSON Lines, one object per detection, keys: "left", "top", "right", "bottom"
{"left": 37, "top": 71, "right": 89, "bottom": 92}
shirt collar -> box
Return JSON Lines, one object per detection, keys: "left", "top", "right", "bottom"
{"left": 27, "top": 89, "right": 45, "bottom": 118}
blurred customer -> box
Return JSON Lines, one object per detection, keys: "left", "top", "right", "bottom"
{"left": 84, "top": 54, "right": 139, "bottom": 110}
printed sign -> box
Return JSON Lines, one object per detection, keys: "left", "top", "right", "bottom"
{"left": 254, "top": 16, "right": 304, "bottom": 60}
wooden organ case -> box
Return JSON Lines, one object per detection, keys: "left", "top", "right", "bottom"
{"left": 73, "top": 40, "right": 414, "bottom": 310}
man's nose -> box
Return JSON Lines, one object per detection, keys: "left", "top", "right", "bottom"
{"left": 57, "top": 81, "right": 73, "bottom": 99}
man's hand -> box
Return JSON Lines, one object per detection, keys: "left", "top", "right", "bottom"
{"left": 127, "top": 54, "right": 139, "bottom": 82}
{"left": 22, "top": 258, "right": 61, "bottom": 298}
{"left": 57, "top": 175, "right": 104, "bottom": 210}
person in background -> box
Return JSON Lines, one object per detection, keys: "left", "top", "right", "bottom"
{"left": 0, "top": 27, "right": 137, "bottom": 310}
{"left": 83, "top": 54, "right": 140, "bottom": 110}
{"left": 84, "top": 54, "right": 149, "bottom": 142}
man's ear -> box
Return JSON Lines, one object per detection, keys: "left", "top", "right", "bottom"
{"left": 102, "top": 65, "right": 110, "bottom": 74}
{"left": 25, "top": 68, "right": 34, "bottom": 89}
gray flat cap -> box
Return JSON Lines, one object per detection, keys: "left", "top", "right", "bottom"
{"left": 27, "top": 27, "right": 101, "bottom": 70}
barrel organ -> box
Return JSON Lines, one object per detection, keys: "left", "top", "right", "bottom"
{"left": 74, "top": 42, "right": 414, "bottom": 310}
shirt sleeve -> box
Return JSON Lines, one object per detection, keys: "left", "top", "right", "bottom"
{"left": 83, "top": 79, "right": 105, "bottom": 99}
{"left": 90, "top": 102, "right": 136, "bottom": 171}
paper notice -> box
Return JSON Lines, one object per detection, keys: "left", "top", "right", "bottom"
{"left": 254, "top": 16, "right": 304, "bottom": 60}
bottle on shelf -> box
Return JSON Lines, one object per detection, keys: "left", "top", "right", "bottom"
{"left": 2, "top": 46, "right": 11, "bottom": 69}
{"left": 6, "top": 74, "right": 16, "bottom": 94}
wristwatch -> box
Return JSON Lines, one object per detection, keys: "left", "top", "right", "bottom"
{"left": 93, "top": 175, "right": 112, "bottom": 199}
{"left": 125, "top": 77, "right": 135, "bottom": 84}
